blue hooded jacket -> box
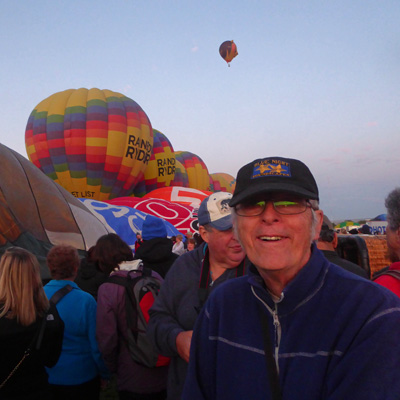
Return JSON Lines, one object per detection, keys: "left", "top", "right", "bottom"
{"left": 183, "top": 245, "right": 400, "bottom": 399}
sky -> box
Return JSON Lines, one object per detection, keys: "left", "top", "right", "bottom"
{"left": 1, "top": 0, "right": 399, "bottom": 221}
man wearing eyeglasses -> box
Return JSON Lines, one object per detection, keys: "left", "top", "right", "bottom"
{"left": 183, "top": 157, "right": 400, "bottom": 400}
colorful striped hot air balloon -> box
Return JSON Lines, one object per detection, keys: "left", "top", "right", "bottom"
{"left": 25, "top": 88, "right": 153, "bottom": 200}
{"left": 210, "top": 172, "right": 236, "bottom": 194}
{"left": 174, "top": 151, "right": 212, "bottom": 191}
{"left": 169, "top": 159, "right": 189, "bottom": 188}
{"left": 133, "top": 129, "right": 176, "bottom": 197}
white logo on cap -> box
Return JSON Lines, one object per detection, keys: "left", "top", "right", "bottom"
{"left": 208, "top": 192, "right": 233, "bottom": 222}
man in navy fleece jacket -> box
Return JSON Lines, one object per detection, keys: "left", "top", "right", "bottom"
{"left": 183, "top": 156, "right": 400, "bottom": 400}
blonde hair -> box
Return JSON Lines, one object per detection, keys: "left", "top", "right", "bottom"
{"left": 0, "top": 247, "right": 49, "bottom": 326}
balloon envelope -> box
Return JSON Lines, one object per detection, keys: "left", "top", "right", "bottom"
{"left": 372, "top": 214, "right": 387, "bottom": 221}
{"left": 335, "top": 220, "right": 360, "bottom": 229}
{"left": 25, "top": 88, "right": 153, "bottom": 200}
{"left": 133, "top": 129, "right": 176, "bottom": 197}
{"left": 169, "top": 160, "right": 189, "bottom": 188}
{"left": 174, "top": 151, "right": 212, "bottom": 191}
{"left": 219, "top": 40, "right": 238, "bottom": 64}
{"left": 143, "top": 186, "right": 212, "bottom": 208}
{"left": 106, "top": 196, "right": 198, "bottom": 233}
{"left": 80, "top": 199, "right": 182, "bottom": 247}
{"left": 210, "top": 172, "right": 236, "bottom": 194}
{"left": 0, "top": 143, "right": 110, "bottom": 279}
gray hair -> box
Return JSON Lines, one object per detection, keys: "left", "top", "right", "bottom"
{"left": 201, "top": 223, "right": 215, "bottom": 233}
{"left": 310, "top": 208, "right": 320, "bottom": 243}
{"left": 385, "top": 188, "right": 400, "bottom": 230}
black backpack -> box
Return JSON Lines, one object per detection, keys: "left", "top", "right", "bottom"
{"left": 107, "top": 267, "right": 170, "bottom": 368}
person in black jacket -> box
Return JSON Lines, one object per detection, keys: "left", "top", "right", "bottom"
{"left": 0, "top": 247, "right": 64, "bottom": 399}
{"left": 74, "top": 246, "right": 108, "bottom": 300}
{"left": 317, "top": 215, "right": 369, "bottom": 278}
{"left": 134, "top": 215, "right": 178, "bottom": 279}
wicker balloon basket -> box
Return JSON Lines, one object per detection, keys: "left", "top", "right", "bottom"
{"left": 337, "top": 235, "right": 390, "bottom": 278}
{"left": 362, "top": 236, "right": 391, "bottom": 277}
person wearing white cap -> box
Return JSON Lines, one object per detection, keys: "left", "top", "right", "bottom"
{"left": 147, "top": 192, "right": 248, "bottom": 400}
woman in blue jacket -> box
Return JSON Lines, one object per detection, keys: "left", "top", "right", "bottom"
{"left": 44, "top": 245, "right": 110, "bottom": 400}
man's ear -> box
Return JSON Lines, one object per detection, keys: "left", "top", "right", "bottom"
{"left": 332, "top": 232, "right": 338, "bottom": 249}
{"left": 198, "top": 226, "right": 209, "bottom": 244}
{"left": 313, "top": 210, "right": 324, "bottom": 241}
{"left": 395, "top": 228, "right": 400, "bottom": 246}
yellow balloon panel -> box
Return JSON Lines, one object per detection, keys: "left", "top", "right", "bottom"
{"left": 210, "top": 172, "right": 236, "bottom": 194}
{"left": 175, "top": 151, "right": 212, "bottom": 191}
{"left": 133, "top": 129, "right": 176, "bottom": 197}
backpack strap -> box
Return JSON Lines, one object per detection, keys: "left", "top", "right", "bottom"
{"left": 50, "top": 285, "right": 73, "bottom": 305}
{"left": 107, "top": 273, "right": 141, "bottom": 339}
{"left": 235, "top": 258, "right": 247, "bottom": 277}
{"left": 34, "top": 307, "right": 50, "bottom": 351}
{"left": 198, "top": 248, "right": 212, "bottom": 308}
{"left": 373, "top": 269, "right": 400, "bottom": 281}
{"left": 141, "top": 266, "right": 152, "bottom": 278}
{"left": 198, "top": 250, "right": 247, "bottom": 312}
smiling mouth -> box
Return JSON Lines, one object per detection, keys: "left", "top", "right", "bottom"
{"left": 259, "top": 236, "right": 283, "bottom": 241}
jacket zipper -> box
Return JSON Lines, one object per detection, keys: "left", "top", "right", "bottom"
{"left": 251, "top": 286, "right": 282, "bottom": 374}
{"left": 272, "top": 303, "right": 281, "bottom": 374}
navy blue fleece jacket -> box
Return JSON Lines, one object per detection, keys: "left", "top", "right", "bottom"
{"left": 183, "top": 245, "right": 400, "bottom": 400}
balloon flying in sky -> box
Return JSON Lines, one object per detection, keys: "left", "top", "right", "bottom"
{"left": 219, "top": 40, "right": 238, "bottom": 66}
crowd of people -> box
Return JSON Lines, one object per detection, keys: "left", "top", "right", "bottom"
{"left": 1, "top": 156, "right": 400, "bottom": 399}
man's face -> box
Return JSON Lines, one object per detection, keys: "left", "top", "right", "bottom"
{"left": 234, "top": 195, "right": 323, "bottom": 278}
{"left": 199, "top": 226, "right": 245, "bottom": 268}
{"left": 386, "top": 226, "right": 400, "bottom": 263}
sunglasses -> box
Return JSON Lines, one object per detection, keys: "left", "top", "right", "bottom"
{"left": 234, "top": 199, "right": 311, "bottom": 217}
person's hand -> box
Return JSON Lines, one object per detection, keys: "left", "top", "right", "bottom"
{"left": 176, "top": 330, "right": 193, "bottom": 363}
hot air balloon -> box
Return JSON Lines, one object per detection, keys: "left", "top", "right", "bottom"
{"left": 80, "top": 199, "right": 182, "bottom": 246}
{"left": 106, "top": 196, "right": 198, "bottom": 233}
{"left": 210, "top": 172, "right": 236, "bottom": 194}
{"left": 219, "top": 40, "right": 238, "bottom": 66}
{"left": 143, "top": 186, "right": 212, "bottom": 208}
{"left": 133, "top": 129, "right": 176, "bottom": 197}
{"left": 169, "top": 160, "right": 189, "bottom": 188}
{"left": 0, "top": 143, "right": 110, "bottom": 279}
{"left": 25, "top": 88, "right": 153, "bottom": 201}
{"left": 174, "top": 151, "right": 212, "bottom": 191}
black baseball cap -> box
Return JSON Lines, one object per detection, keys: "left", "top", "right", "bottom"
{"left": 229, "top": 157, "right": 319, "bottom": 207}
